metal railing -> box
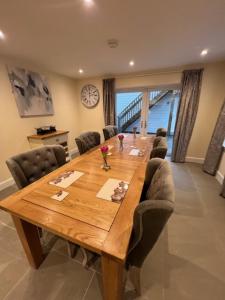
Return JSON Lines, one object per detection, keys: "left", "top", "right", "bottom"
{"left": 117, "top": 90, "right": 171, "bottom": 132}
{"left": 117, "top": 93, "right": 143, "bottom": 132}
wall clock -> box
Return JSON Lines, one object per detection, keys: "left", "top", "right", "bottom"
{"left": 81, "top": 84, "right": 100, "bottom": 108}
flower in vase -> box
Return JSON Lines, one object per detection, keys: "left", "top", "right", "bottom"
{"left": 100, "top": 145, "right": 110, "bottom": 170}
{"left": 118, "top": 134, "right": 124, "bottom": 151}
{"left": 100, "top": 145, "right": 109, "bottom": 158}
{"left": 118, "top": 134, "right": 124, "bottom": 140}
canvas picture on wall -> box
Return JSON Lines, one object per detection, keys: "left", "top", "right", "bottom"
{"left": 7, "top": 66, "right": 54, "bottom": 117}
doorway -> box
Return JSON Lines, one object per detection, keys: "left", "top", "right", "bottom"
{"left": 116, "top": 88, "right": 180, "bottom": 156}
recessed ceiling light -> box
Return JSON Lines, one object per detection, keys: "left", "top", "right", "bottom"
{"left": 0, "top": 30, "right": 5, "bottom": 40}
{"left": 78, "top": 69, "right": 84, "bottom": 74}
{"left": 201, "top": 49, "right": 208, "bottom": 56}
{"left": 129, "top": 60, "right": 135, "bottom": 66}
{"left": 84, "top": 0, "right": 94, "bottom": 6}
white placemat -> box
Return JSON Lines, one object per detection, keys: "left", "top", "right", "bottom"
{"left": 51, "top": 191, "right": 69, "bottom": 201}
{"left": 49, "top": 171, "right": 84, "bottom": 188}
{"left": 129, "top": 149, "right": 140, "bottom": 156}
{"left": 107, "top": 145, "right": 114, "bottom": 150}
{"left": 96, "top": 178, "right": 128, "bottom": 201}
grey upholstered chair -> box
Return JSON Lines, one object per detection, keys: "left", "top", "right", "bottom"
{"left": 150, "top": 136, "right": 168, "bottom": 159}
{"left": 6, "top": 145, "right": 66, "bottom": 189}
{"left": 103, "top": 125, "right": 118, "bottom": 141}
{"left": 75, "top": 131, "right": 101, "bottom": 155}
{"left": 156, "top": 127, "right": 167, "bottom": 137}
{"left": 126, "top": 158, "right": 175, "bottom": 295}
{"left": 6, "top": 145, "right": 66, "bottom": 240}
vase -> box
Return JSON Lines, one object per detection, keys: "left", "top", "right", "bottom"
{"left": 119, "top": 140, "right": 123, "bottom": 151}
{"left": 102, "top": 156, "right": 110, "bottom": 171}
{"left": 133, "top": 127, "right": 137, "bottom": 138}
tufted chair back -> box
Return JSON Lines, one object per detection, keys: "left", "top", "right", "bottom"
{"left": 156, "top": 128, "right": 167, "bottom": 137}
{"left": 150, "top": 136, "right": 168, "bottom": 159}
{"left": 127, "top": 158, "right": 174, "bottom": 269}
{"left": 6, "top": 145, "right": 66, "bottom": 189}
{"left": 103, "top": 125, "right": 118, "bottom": 141}
{"left": 75, "top": 131, "right": 101, "bottom": 155}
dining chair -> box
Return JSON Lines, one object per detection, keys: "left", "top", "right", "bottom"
{"left": 150, "top": 136, "right": 168, "bottom": 159}
{"left": 126, "top": 158, "right": 175, "bottom": 295}
{"left": 103, "top": 125, "right": 118, "bottom": 141}
{"left": 6, "top": 145, "right": 66, "bottom": 189}
{"left": 75, "top": 131, "right": 101, "bottom": 155}
{"left": 6, "top": 145, "right": 91, "bottom": 265}
{"left": 156, "top": 128, "right": 167, "bottom": 137}
{"left": 6, "top": 145, "right": 66, "bottom": 239}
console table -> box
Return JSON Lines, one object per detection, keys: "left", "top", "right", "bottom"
{"left": 27, "top": 130, "right": 70, "bottom": 161}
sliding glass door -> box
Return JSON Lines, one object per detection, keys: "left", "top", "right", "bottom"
{"left": 116, "top": 91, "right": 146, "bottom": 135}
{"left": 146, "top": 89, "right": 180, "bottom": 155}
{"left": 116, "top": 87, "right": 180, "bottom": 155}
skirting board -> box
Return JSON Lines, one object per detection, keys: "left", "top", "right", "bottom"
{"left": 0, "top": 177, "right": 15, "bottom": 191}
{"left": 216, "top": 171, "right": 224, "bottom": 185}
{"left": 69, "top": 147, "right": 79, "bottom": 158}
{"left": 185, "top": 156, "right": 204, "bottom": 164}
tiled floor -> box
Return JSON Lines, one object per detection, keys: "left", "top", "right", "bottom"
{"left": 0, "top": 163, "right": 225, "bottom": 300}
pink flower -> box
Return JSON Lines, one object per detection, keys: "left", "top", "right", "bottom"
{"left": 118, "top": 134, "right": 124, "bottom": 140}
{"left": 100, "top": 146, "right": 109, "bottom": 154}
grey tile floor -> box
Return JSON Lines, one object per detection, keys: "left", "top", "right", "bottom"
{"left": 0, "top": 162, "right": 225, "bottom": 300}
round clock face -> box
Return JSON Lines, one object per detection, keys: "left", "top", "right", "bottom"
{"left": 81, "top": 84, "right": 100, "bottom": 108}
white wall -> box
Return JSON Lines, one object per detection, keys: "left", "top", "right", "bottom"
{"left": 76, "top": 78, "right": 105, "bottom": 142}
{"left": 115, "top": 71, "right": 181, "bottom": 90}
{"left": 0, "top": 56, "right": 79, "bottom": 182}
{"left": 76, "top": 61, "right": 225, "bottom": 165}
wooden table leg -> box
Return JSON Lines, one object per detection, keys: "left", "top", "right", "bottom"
{"left": 12, "top": 215, "right": 44, "bottom": 269}
{"left": 102, "top": 254, "right": 124, "bottom": 300}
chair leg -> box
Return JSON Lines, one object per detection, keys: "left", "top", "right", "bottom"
{"left": 37, "top": 227, "right": 43, "bottom": 238}
{"left": 80, "top": 248, "right": 99, "bottom": 270}
{"left": 67, "top": 241, "right": 79, "bottom": 258}
{"left": 80, "top": 247, "right": 88, "bottom": 267}
{"left": 129, "top": 266, "right": 141, "bottom": 296}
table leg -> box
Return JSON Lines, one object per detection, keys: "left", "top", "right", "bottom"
{"left": 12, "top": 215, "right": 44, "bottom": 269}
{"left": 102, "top": 254, "right": 124, "bottom": 300}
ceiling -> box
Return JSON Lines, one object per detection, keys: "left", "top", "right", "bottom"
{"left": 0, "top": 0, "right": 225, "bottom": 78}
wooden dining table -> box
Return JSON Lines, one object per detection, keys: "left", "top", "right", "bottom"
{"left": 0, "top": 133, "right": 154, "bottom": 300}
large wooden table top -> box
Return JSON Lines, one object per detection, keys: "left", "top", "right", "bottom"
{"left": 0, "top": 134, "right": 154, "bottom": 263}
